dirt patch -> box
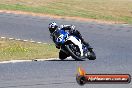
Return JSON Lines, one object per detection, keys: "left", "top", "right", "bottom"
{"left": 0, "top": 10, "right": 126, "bottom": 24}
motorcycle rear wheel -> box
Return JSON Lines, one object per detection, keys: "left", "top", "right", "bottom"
{"left": 87, "top": 50, "right": 96, "bottom": 60}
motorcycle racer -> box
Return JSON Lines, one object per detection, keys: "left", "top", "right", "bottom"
{"left": 48, "top": 22, "right": 92, "bottom": 51}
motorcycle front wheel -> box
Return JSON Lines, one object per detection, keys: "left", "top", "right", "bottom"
{"left": 59, "top": 50, "right": 68, "bottom": 60}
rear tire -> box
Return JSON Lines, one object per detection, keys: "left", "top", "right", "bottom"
{"left": 59, "top": 50, "right": 68, "bottom": 60}
{"left": 88, "top": 50, "right": 96, "bottom": 60}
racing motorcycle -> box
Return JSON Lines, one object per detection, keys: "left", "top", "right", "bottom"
{"left": 52, "top": 29, "right": 96, "bottom": 61}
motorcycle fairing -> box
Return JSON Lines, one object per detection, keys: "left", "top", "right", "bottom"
{"left": 66, "top": 36, "right": 83, "bottom": 56}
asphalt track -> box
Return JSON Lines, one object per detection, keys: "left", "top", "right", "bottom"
{"left": 0, "top": 12, "right": 132, "bottom": 88}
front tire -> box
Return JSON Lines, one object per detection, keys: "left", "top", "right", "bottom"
{"left": 59, "top": 50, "right": 68, "bottom": 60}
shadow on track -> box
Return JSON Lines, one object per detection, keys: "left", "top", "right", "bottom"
{"left": 45, "top": 59, "right": 84, "bottom": 62}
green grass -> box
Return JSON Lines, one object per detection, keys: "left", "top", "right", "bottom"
{"left": 0, "top": 38, "right": 59, "bottom": 61}
{"left": 0, "top": 0, "right": 132, "bottom": 23}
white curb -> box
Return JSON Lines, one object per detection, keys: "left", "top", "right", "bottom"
{"left": 0, "top": 36, "right": 48, "bottom": 44}
{"left": 0, "top": 58, "right": 59, "bottom": 64}
{"left": 9, "top": 38, "right": 14, "bottom": 40}
{"left": 23, "top": 40, "right": 28, "bottom": 42}
{"left": 37, "top": 42, "right": 42, "bottom": 44}
{"left": 15, "top": 39, "right": 21, "bottom": 41}
{"left": 1, "top": 37, "right": 6, "bottom": 39}
{"left": 30, "top": 41, "right": 35, "bottom": 43}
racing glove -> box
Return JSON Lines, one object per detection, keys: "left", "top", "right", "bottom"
{"left": 55, "top": 44, "right": 61, "bottom": 49}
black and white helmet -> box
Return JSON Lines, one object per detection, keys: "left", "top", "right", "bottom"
{"left": 48, "top": 22, "right": 58, "bottom": 33}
